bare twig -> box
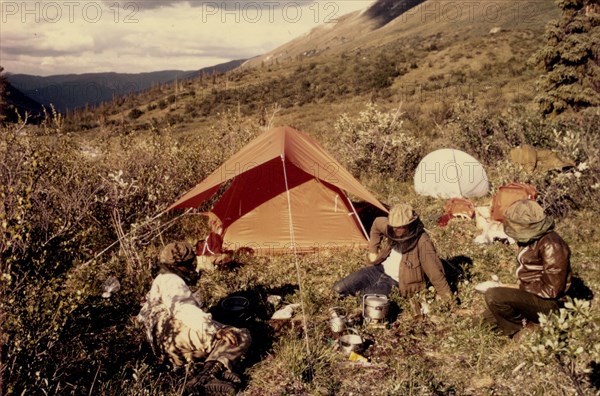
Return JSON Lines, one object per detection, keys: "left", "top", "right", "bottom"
{"left": 88, "top": 363, "right": 101, "bottom": 396}
{"left": 265, "top": 103, "right": 281, "bottom": 130}
{"left": 556, "top": 354, "right": 585, "bottom": 396}
{"left": 13, "top": 113, "right": 29, "bottom": 135}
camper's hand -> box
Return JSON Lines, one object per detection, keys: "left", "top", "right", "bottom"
{"left": 216, "top": 327, "right": 239, "bottom": 346}
{"left": 435, "top": 294, "right": 458, "bottom": 312}
{"left": 368, "top": 253, "right": 378, "bottom": 263}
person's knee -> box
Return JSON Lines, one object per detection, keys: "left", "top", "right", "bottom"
{"left": 484, "top": 287, "right": 507, "bottom": 309}
{"left": 332, "top": 280, "right": 347, "bottom": 296}
{"left": 484, "top": 288, "right": 495, "bottom": 306}
{"left": 238, "top": 328, "right": 252, "bottom": 346}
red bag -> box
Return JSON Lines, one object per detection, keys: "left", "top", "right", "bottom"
{"left": 490, "top": 182, "right": 537, "bottom": 222}
{"left": 443, "top": 198, "right": 475, "bottom": 219}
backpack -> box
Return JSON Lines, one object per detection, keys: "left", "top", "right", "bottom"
{"left": 490, "top": 182, "right": 537, "bottom": 222}
{"left": 438, "top": 198, "right": 476, "bottom": 226}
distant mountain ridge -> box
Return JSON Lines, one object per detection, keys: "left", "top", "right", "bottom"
{"left": 2, "top": 81, "right": 45, "bottom": 123}
{"left": 6, "top": 59, "right": 245, "bottom": 113}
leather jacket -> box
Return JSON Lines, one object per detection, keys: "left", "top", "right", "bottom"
{"left": 516, "top": 231, "right": 572, "bottom": 299}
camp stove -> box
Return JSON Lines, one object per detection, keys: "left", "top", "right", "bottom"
{"left": 362, "top": 294, "right": 389, "bottom": 328}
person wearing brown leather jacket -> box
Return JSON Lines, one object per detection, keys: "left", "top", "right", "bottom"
{"left": 332, "top": 203, "right": 452, "bottom": 300}
{"left": 483, "top": 199, "right": 572, "bottom": 337}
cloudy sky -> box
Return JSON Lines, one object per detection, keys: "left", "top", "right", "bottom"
{"left": 1, "top": 0, "right": 374, "bottom": 76}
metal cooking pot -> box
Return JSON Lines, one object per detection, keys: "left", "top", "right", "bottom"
{"left": 221, "top": 296, "right": 250, "bottom": 321}
{"left": 362, "top": 294, "right": 389, "bottom": 322}
{"left": 338, "top": 328, "right": 364, "bottom": 354}
{"left": 329, "top": 307, "right": 347, "bottom": 333}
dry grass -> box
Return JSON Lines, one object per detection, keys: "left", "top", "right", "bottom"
{"left": 3, "top": 110, "right": 599, "bottom": 396}
{"left": 176, "top": 193, "right": 599, "bottom": 396}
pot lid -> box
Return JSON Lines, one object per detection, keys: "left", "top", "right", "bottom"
{"left": 340, "top": 334, "right": 363, "bottom": 344}
{"left": 365, "top": 296, "right": 389, "bottom": 306}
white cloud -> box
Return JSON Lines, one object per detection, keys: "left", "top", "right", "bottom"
{"left": 0, "top": 0, "right": 374, "bottom": 76}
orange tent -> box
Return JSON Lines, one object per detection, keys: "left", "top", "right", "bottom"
{"left": 169, "top": 126, "right": 387, "bottom": 254}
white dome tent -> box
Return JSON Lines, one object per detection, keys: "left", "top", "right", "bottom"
{"left": 414, "top": 149, "right": 489, "bottom": 198}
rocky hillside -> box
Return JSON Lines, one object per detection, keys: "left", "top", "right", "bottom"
{"left": 63, "top": 0, "right": 558, "bottom": 140}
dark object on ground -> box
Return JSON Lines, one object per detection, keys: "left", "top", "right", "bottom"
{"left": 567, "top": 276, "right": 594, "bottom": 301}
{"left": 186, "top": 361, "right": 239, "bottom": 395}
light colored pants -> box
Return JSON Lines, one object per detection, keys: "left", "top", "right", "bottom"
{"left": 148, "top": 308, "right": 251, "bottom": 370}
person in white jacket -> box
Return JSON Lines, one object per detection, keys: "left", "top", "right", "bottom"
{"left": 137, "top": 241, "right": 251, "bottom": 395}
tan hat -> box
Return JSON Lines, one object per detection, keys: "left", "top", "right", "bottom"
{"left": 388, "top": 203, "right": 416, "bottom": 227}
{"left": 159, "top": 241, "right": 196, "bottom": 266}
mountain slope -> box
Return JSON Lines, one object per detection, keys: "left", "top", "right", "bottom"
{"left": 6, "top": 70, "right": 191, "bottom": 113}
{"left": 242, "top": 0, "right": 429, "bottom": 68}
{"left": 245, "top": 0, "right": 557, "bottom": 68}
{"left": 2, "top": 81, "right": 45, "bottom": 123}
{"left": 68, "top": 0, "right": 560, "bottom": 139}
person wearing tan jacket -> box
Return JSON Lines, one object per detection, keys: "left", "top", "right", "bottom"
{"left": 333, "top": 203, "right": 452, "bottom": 299}
{"left": 483, "top": 200, "right": 572, "bottom": 338}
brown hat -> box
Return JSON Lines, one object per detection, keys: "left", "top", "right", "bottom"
{"left": 159, "top": 241, "right": 196, "bottom": 266}
{"left": 388, "top": 203, "right": 416, "bottom": 227}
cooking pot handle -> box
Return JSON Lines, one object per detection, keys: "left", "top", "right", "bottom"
{"left": 345, "top": 327, "right": 360, "bottom": 336}
{"left": 329, "top": 306, "right": 346, "bottom": 317}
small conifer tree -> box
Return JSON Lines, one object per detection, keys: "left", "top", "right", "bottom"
{"left": 533, "top": 0, "right": 600, "bottom": 115}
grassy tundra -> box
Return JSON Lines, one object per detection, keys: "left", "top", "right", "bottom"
{"left": 1, "top": 104, "right": 599, "bottom": 395}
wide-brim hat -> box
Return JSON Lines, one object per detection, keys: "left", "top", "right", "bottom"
{"left": 159, "top": 241, "right": 196, "bottom": 266}
{"left": 388, "top": 203, "right": 417, "bottom": 227}
{"left": 503, "top": 199, "right": 554, "bottom": 243}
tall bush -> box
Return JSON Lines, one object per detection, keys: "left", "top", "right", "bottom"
{"left": 332, "top": 103, "right": 423, "bottom": 181}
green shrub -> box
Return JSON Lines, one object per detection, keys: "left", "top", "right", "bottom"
{"left": 331, "top": 103, "right": 424, "bottom": 181}
{"left": 0, "top": 111, "right": 261, "bottom": 393}
{"left": 524, "top": 298, "right": 600, "bottom": 395}
{"left": 128, "top": 108, "right": 143, "bottom": 120}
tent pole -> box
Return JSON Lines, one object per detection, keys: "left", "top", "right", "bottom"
{"left": 347, "top": 196, "right": 370, "bottom": 241}
{"left": 280, "top": 154, "right": 311, "bottom": 357}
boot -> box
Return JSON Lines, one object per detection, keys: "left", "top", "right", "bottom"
{"left": 202, "top": 377, "right": 237, "bottom": 395}
{"left": 195, "top": 360, "right": 225, "bottom": 386}
{"left": 219, "top": 370, "right": 241, "bottom": 384}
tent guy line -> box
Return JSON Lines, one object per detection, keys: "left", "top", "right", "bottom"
{"left": 281, "top": 151, "right": 311, "bottom": 357}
